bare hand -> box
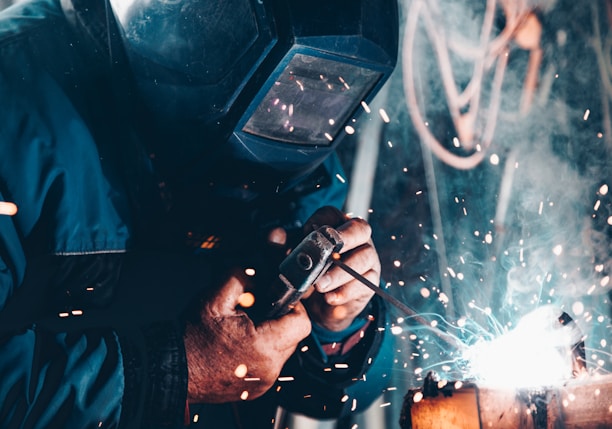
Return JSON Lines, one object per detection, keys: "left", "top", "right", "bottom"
{"left": 302, "top": 206, "right": 381, "bottom": 331}
{"left": 184, "top": 272, "right": 311, "bottom": 403}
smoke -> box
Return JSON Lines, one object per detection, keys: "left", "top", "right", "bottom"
{"left": 369, "top": 0, "right": 611, "bottom": 391}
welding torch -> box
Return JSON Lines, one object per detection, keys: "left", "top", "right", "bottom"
{"left": 250, "top": 225, "right": 466, "bottom": 353}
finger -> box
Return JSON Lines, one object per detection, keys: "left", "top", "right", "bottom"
{"left": 315, "top": 244, "right": 380, "bottom": 293}
{"left": 321, "top": 270, "right": 377, "bottom": 306}
{"left": 256, "top": 301, "right": 311, "bottom": 350}
{"left": 334, "top": 217, "right": 373, "bottom": 253}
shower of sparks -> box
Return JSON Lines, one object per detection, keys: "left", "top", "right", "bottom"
{"left": 446, "top": 306, "right": 587, "bottom": 389}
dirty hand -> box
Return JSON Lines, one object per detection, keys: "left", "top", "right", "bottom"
{"left": 184, "top": 272, "right": 311, "bottom": 403}
{"left": 302, "top": 206, "right": 381, "bottom": 332}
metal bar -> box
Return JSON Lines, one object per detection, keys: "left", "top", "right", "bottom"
{"left": 331, "top": 254, "right": 466, "bottom": 352}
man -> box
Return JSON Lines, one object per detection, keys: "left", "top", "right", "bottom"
{"left": 0, "top": 0, "right": 398, "bottom": 427}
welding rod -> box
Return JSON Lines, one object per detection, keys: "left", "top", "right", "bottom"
{"left": 331, "top": 254, "right": 467, "bottom": 352}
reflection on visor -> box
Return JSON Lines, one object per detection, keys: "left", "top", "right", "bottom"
{"left": 243, "top": 53, "right": 382, "bottom": 145}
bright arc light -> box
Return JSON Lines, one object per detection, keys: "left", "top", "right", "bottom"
{"left": 462, "top": 305, "right": 581, "bottom": 389}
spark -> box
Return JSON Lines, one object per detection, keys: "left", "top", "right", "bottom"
{"left": 583, "top": 109, "right": 590, "bottom": 120}
{"left": 599, "top": 184, "right": 609, "bottom": 195}
{"left": 391, "top": 326, "right": 403, "bottom": 335}
{"left": 240, "top": 391, "right": 249, "bottom": 400}
{"left": 379, "top": 108, "right": 390, "bottom": 123}
{"left": 0, "top": 202, "right": 17, "bottom": 216}
{"left": 345, "top": 125, "right": 355, "bottom": 134}
{"left": 360, "top": 101, "right": 371, "bottom": 113}
{"left": 277, "top": 376, "right": 294, "bottom": 382}
{"left": 335, "top": 173, "right": 346, "bottom": 183}
{"left": 234, "top": 364, "right": 248, "bottom": 378}
{"left": 238, "top": 292, "right": 255, "bottom": 308}
{"left": 489, "top": 154, "right": 500, "bottom": 165}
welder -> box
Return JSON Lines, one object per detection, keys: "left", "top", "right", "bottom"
{"left": 0, "top": 0, "right": 398, "bottom": 428}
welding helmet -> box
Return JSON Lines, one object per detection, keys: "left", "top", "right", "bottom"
{"left": 63, "top": 0, "right": 398, "bottom": 198}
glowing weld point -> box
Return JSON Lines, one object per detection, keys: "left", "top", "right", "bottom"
{"left": 0, "top": 202, "right": 17, "bottom": 216}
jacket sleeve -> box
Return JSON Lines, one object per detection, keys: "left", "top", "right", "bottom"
{"left": 0, "top": 210, "right": 190, "bottom": 429}
{"left": 274, "top": 294, "right": 395, "bottom": 419}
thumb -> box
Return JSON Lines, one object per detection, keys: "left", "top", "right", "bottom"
{"left": 208, "top": 273, "right": 248, "bottom": 317}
